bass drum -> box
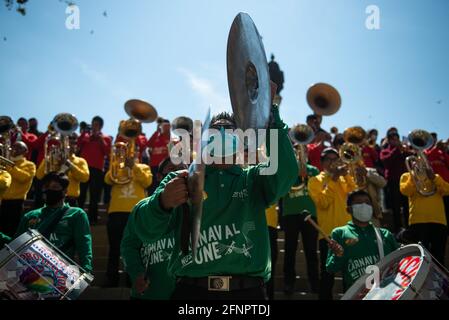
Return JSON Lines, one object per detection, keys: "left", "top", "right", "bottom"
{"left": 341, "top": 244, "right": 449, "bottom": 300}
{"left": 0, "top": 230, "right": 93, "bottom": 300}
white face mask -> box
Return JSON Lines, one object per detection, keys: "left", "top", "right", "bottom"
{"left": 352, "top": 203, "right": 373, "bottom": 222}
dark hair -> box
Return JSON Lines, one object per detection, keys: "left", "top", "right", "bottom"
{"left": 28, "top": 118, "right": 37, "bottom": 123}
{"left": 210, "top": 112, "right": 236, "bottom": 129}
{"left": 17, "top": 117, "right": 27, "bottom": 123}
{"left": 306, "top": 114, "right": 318, "bottom": 122}
{"left": 162, "top": 119, "right": 170, "bottom": 124}
{"left": 42, "top": 172, "right": 70, "bottom": 190}
{"left": 387, "top": 132, "right": 400, "bottom": 140}
{"left": 92, "top": 116, "right": 104, "bottom": 128}
{"left": 347, "top": 190, "right": 372, "bottom": 206}
{"left": 333, "top": 134, "right": 345, "bottom": 148}
{"left": 368, "top": 129, "right": 378, "bottom": 136}
{"left": 386, "top": 127, "right": 398, "bottom": 135}
{"left": 80, "top": 121, "right": 87, "bottom": 129}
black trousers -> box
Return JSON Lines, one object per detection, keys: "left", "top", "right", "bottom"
{"left": 106, "top": 212, "right": 130, "bottom": 285}
{"left": 282, "top": 214, "right": 319, "bottom": 292}
{"left": 385, "top": 179, "right": 409, "bottom": 232}
{"left": 147, "top": 166, "right": 159, "bottom": 196}
{"left": 409, "top": 223, "right": 447, "bottom": 265}
{"left": 79, "top": 167, "right": 104, "bottom": 223}
{"left": 171, "top": 282, "right": 267, "bottom": 300}
{"left": 319, "top": 239, "right": 335, "bottom": 300}
{"left": 266, "top": 227, "right": 278, "bottom": 300}
{"left": 33, "top": 178, "right": 44, "bottom": 209}
{"left": 0, "top": 199, "right": 24, "bottom": 237}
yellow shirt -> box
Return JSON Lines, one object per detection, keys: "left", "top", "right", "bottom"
{"left": 2, "top": 158, "right": 35, "bottom": 200}
{"left": 0, "top": 170, "right": 12, "bottom": 198}
{"left": 308, "top": 172, "right": 356, "bottom": 239}
{"left": 105, "top": 163, "right": 152, "bottom": 213}
{"left": 265, "top": 204, "right": 278, "bottom": 228}
{"left": 400, "top": 172, "right": 449, "bottom": 226}
{"left": 36, "top": 155, "right": 90, "bottom": 198}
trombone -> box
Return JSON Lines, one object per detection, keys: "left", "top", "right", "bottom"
{"left": 405, "top": 129, "right": 436, "bottom": 196}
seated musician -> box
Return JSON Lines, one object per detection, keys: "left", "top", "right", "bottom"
{"left": 15, "top": 172, "right": 93, "bottom": 273}
{"left": 0, "top": 141, "right": 36, "bottom": 237}
{"left": 326, "top": 190, "right": 399, "bottom": 292}
{"left": 36, "top": 133, "right": 90, "bottom": 207}
{"left": 121, "top": 158, "right": 186, "bottom": 300}
{"left": 400, "top": 167, "right": 449, "bottom": 264}
{"left": 103, "top": 137, "right": 152, "bottom": 287}
{"left": 129, "top": 83, "right": 298, "bottom": 300}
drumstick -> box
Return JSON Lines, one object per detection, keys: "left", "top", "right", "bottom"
{"left": 303, "top": 212, "right": 332, "bottom": 243}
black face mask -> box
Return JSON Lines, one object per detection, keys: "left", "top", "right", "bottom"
{"left": 44, "top": 190, "right": 65, "bottom": 206}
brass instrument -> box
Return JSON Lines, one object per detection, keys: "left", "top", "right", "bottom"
{"left": 44, "top": 113, "right": 79, "bottom": 174}
{"left": 405, "top": 129, "right": 436, "bottom": 196}
{"left": 340, "top": 126, "right": 367, "bottom": 190}
{"left": 306, "top": 83, "right": 341, "bottom": 116}
{"left": 289, "top": 124, "right": 315, "bottom": 192}
{"left": 0, "top": 116, "right": 14, "bottom": 160}
{"left": 110, "top": 100, "right": 157, "bottom": 185}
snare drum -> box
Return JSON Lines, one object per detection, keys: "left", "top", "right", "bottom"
{"left": 0, "top": 229, "right": 93, "bottom": 300}
{"left": 342, "top": 244, "right": 449, "bottom": 300}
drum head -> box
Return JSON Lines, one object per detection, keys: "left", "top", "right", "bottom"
{"left": 341, "top": 244, "right": 430, "bottom": 300}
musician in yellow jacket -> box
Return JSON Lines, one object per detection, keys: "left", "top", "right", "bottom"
{"left": 0, "top": 141, "right": 36, "bottom": 237}
{"left": 308, "top": 148, "right": 356, "bottom": 300}
{"left": 36, "top": 133, "right": 89, "bottom": 207}
{"left": 103, "top": 149, "right": 152, "bottom": 287}
{"left": 400, "top": 170, "right": 449, "bottom": 264}
{"left": 0, "top": 170, "right": 12, "bottom": 199}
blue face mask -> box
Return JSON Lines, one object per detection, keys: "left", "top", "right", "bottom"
{"left": 206, "top": 127, "right": 239, "bottom": 158}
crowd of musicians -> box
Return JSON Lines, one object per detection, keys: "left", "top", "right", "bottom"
{"left": 1, "top": 87, "right": 449, "bottom": 300}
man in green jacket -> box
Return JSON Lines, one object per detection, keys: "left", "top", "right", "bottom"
{"left": 131, "top": 102, "right": 297, "bottom": 299}
{"left": 326, "top": 189, "right": 399, "bottom": 292}
{"left": 121, "top": 158, "right": 187, "bottom": 300}
{"left": 15, "top": 172, "right": 93, "bottom": 273}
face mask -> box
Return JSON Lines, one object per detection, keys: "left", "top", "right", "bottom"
{"left": 10, "top": 155, "right": 24, "bottom": 162}
{"left": 352, "top": 203, "right": 373, "bottom": 222}
{"left": 44, "top": 190, "right": 65, "bottom": 206}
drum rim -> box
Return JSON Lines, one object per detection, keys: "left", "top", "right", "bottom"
{"left": 341, "top": 244, "right": 431, "bottom": 300}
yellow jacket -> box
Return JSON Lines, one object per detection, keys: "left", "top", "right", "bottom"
{"left": 0, "top": 171, "right": 12, "bottom": 198}
{"left": 105, "top": 163, "right": 152, "bottom": 213}
{"left": 36, "top": 155, "right": 90, "bottom": 198}
{"left": 400, "top": 172, "right": 449, "bottom": 226}
{"left": 265, "top": 204, "right": 278, "bottom": 229}
{"left": 2, "top": 158, "right": 35, "bottom": 200}
{"left": 308, "top": 172, "right": 356, "bottom": 239}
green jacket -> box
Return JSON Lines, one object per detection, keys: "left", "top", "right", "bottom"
{"left": 15, "top": 203, "right": 93, "bottom": 273}
{"left": 326, "top": 221, "right": 399, "bottom": 290}
{"left": 121, "top": 210, "right": 176, "bottom": 300}
{"left": 131, "top": 107, "right": 297, "bottom": 282}
{"left": 281, "top": 164, "right": 319, "bottom": 217}
{"left": 0, "top": 232, "right": 11, "bottom": 250}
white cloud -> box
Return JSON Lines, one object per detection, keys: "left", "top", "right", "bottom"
{"left": 177, "top": 67, "right": 230, "bottom": 113}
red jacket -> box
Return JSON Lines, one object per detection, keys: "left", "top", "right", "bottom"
{"left": 307, "top": 143, "right": 325, "bottom": 171}
{"left": 115, "top": 134, "right": 148, "bottom": 162}
{"left": 147, "top": 131, "right": 170, "bottom": 167}
{"left": 77, "top": 132, "right": 112, "bottom": 170}
{"left": 362, "top": 145, "right": 378, "bottom": 168}
{"left": 380, "top": 145, "right": 408, "bottom": 181}
{"left": 424, "top": 147, "right": 449, "bottom": 183}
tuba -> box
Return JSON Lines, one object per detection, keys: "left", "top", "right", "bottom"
{"left": 289, "top": 124, "right": 315, "bottom": 191}
{"left": 405, "top": 129, "right": 436, "bottom": 196}
{"left": 306, "top": 83, "right": 341, "bottom": 116}
{"left": 340, "top": 126, "right": 367, "bottom": 190}
{"left": 110, "top": 100, "right": 157, "bottom": 185}
{"left": 44, "top": 113, "right": 78, "bottom": 174}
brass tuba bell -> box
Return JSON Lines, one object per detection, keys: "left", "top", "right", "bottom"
{"left": 405, "top": 129, "right": 436, "bottom": 196}
{"left": 306, "top": 83, "right": 341, "bottom": 116}
{"left": 340, "top": 126, "right": 367, "bottom": 190}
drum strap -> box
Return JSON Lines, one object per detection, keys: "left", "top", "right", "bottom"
{"left": 373, "top": 227, "right": 384, "bottom": 259}
{"left": 39, "top": 206, "right": 72, "bottom": 240}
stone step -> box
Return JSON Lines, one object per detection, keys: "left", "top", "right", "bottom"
{"left": 79, "top": 286, "right": 131, "bottom": 300}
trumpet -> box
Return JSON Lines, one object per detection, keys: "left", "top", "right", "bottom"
{"left": 289, "top": 124, "right": 315, "bottom": 191}
{"left": 110, "top": 100, "right": 157, "bottom": 185}
{"left": 44, "top": 113, "right": 78, "bottom": 174}
{"left": 405, "top": 129, "right": 436, "bottom": 196}
{"left": 340, "top": 126, "right": 367, "bottom": 190}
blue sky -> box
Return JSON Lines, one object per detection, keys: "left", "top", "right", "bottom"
{"left": 1, "top": 0, "right": 448, "bottom": 141}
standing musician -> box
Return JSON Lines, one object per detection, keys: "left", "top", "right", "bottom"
{"left": 326, "top": 190, "right": 399, "bottom": 292}
{"left": 308, "top": 148, "right": 356, "bottom": 300}
{"left": 12, "top": 118, "right": 37, "bottom": 161}
{"left": 129, "top": 83, "right": 297, "bottom": 300}
{"left": 121, "top": 157, "right": 186, "bottom": 300}
{"left": 103, "top": 120, "right": 152, "bottom": 287}
{"left": 0, "top": 141, "right": 36, "bottom": 237}
{"left": 0, "top": 165, "right": 12, "bottom": 249}
{"left": 36, "top": 133, "right": 89, "bottom": 207}
{"left": 15, "top": 172, "right": 93, "bottom": 273}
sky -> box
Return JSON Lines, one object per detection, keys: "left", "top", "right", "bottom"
{"left": 1, "top": 0, "right": 448, "bottom": 141}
